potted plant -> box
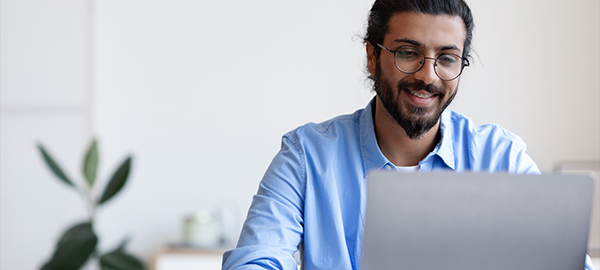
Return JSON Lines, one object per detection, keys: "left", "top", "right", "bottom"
{"left": 37, "top": 139, "right": 145, "bottom": 270}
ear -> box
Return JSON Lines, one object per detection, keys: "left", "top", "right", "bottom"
{"left": 366, "top": 42, "right": 377, "bottom": 76}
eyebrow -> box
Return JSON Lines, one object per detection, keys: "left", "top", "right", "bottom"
{"left": 392, "top": 38, "right": 462, "bottom": 53}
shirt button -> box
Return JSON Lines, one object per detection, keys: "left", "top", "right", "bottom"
{"left": 384, "top": 164, "right": 393, "bottom": 171}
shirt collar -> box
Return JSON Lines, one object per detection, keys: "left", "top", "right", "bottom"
{"left": 359, "top": 98, "right": 394, "bottom": 175}
{"left": 426, "top": 109, "right": 456, "bottom": 170}
{"left": 359, "top": 98, "right": 456, "bottom": 174}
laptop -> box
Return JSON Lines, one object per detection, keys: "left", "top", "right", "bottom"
{"left": 362, "top": 171, "right": 594, "bottom": 270}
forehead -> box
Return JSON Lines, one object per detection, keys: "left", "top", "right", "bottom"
{"left": 384, "top": 12, "right": 466, "bottom": 52}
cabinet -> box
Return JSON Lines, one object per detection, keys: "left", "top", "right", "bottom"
{"left": 152, "top": 248, "right": 227, "bottom": 270}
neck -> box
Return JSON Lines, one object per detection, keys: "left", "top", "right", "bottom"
{"left": 373, "top": 97, "right": 441, "bottom": 167}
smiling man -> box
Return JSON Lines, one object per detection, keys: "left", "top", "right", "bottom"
{"left": 369, "top": 11, "right": 468, "bottom": 167}
{"left": 222, "top": 0, "right": 595, "bottom": 269}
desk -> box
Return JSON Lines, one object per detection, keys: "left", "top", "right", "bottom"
{"left": 153, "top": 247, "right": 302, "bottom": 270}
{"left": 152, "top": 248, "right": 227, "bottom": 270}
{"left": 152, "top": 248, "right": 598, "bottom": 270}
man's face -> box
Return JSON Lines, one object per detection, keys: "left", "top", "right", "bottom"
{"left": 368, "top": 12, "right": 467, "bottom": 140}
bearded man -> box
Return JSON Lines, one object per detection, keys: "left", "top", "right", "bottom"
{"left": 222, "top": 0, "right": 595, "bottom": 269}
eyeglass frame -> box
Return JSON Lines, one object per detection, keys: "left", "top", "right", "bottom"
{"left": 376, "top": 43, "right": 470, "bottom": 81}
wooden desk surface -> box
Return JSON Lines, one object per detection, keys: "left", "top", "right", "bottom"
{"left": 152, "top": 247, "right": 228, "bottom": 270}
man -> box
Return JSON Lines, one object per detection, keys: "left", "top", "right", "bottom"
{"left": 222, "top": 0, "right": 596, "bottom": 269}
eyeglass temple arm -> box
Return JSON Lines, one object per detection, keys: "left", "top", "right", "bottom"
{"left": 375, "top": 43, "right": 394, "bottom": 53}
{"left": 463, "top": 58, "right": 470, "bottom": 67}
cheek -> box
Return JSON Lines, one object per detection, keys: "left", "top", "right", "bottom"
{"left": 380, "top": 55, "right": 397, "bottom": 74}
{"left": 379, "top": 61, "right": 405, "bottom": 85}
{"left": 443, "top": 81, "right": 459, "bottom": 94}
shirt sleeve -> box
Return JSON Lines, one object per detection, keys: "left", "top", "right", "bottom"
{"left": 222, "top": 135, "right": 305, "bottom": 270}
{"left": 586, "top": 254, "right": 596, "bottom": 270}
{"left": 509, "top": 137, "right": 541, "bottom": 174}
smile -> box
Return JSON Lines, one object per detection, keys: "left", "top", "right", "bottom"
{"left": 406, "top": 89, "right": 435, "bottom": 99}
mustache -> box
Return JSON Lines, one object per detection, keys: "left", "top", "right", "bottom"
{"left": 397, "top": 80, "right": 444, "bottom": 96}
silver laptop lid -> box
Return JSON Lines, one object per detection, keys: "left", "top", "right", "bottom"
{"left": 362, "top": 172, "right": 594, "bottom": 270}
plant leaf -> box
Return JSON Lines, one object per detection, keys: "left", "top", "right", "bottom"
{"left": 83, "top": 139, "right": 99, "bottom": 187}
{"left": 99, "top": 248, "right": 145, "bottom": 270}
{"left": 115, "top": 237, "right": 130, "bottom": 252}
{"left": 99, "top": 237, "right": 144, "bottom": 270}
{"left": 40, "top": 222, "right": 98, "bottom": 270}
{"left": 98, "top": 157, "right": 132, "bottom": 205}
{"left": 37, "top": 144, "right": 74, "bottom": 187}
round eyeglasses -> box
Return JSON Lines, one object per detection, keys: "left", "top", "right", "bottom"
{"left": 376, "top": 43, "right": 470, "bottom": 81}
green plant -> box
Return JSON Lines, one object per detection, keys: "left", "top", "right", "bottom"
{"left": 37, "top": 139, "right": 144, "bottom": 270}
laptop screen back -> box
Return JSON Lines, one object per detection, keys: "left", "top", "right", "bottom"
{"left": 362, "top": 172, "right": 594, "bottom": 270}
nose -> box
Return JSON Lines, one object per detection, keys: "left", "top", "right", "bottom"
{"left": 413, "top": 57, "right": 438, "bottom": 84}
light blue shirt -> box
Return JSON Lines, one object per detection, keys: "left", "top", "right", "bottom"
{"left": 222, "top": 99, "right": 595, "bottom": 270}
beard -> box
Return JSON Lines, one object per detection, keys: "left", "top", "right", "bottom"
{"left": 373, "top": 61, "right": 457, "bottom": 140}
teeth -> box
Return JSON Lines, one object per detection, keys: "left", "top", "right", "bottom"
{"left": 407, "top": 89, "right": 434, "bottom": 98}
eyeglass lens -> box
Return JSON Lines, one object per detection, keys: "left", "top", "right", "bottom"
{"left": 394, "top": 45, "right": 464, "bottom": 81}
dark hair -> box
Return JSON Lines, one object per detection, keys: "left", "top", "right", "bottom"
{"left": 364, "top": 0, "right": 474, "bottom": 60}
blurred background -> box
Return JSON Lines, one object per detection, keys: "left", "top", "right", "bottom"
{"left": 1, "top": 0, "right": 599, "bottom": 269}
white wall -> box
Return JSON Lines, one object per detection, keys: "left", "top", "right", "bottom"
{"left": 1, "top": 0, "right": 92, "bottom": 269}
{"left": 1, "top": 0, "right": 599, "bottom": 269}
{"left": 454, "top": 0, "right": 600, "bottom": 171}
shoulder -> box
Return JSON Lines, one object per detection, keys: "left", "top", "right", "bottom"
{"left": 441, "top": 110, "right": 537, "bottom": 173}
{"left": 282, "top": 108, "right": 364, "bottom": 146}
{"left": 444, "top": 110, "right": 526, "bottom": 149}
